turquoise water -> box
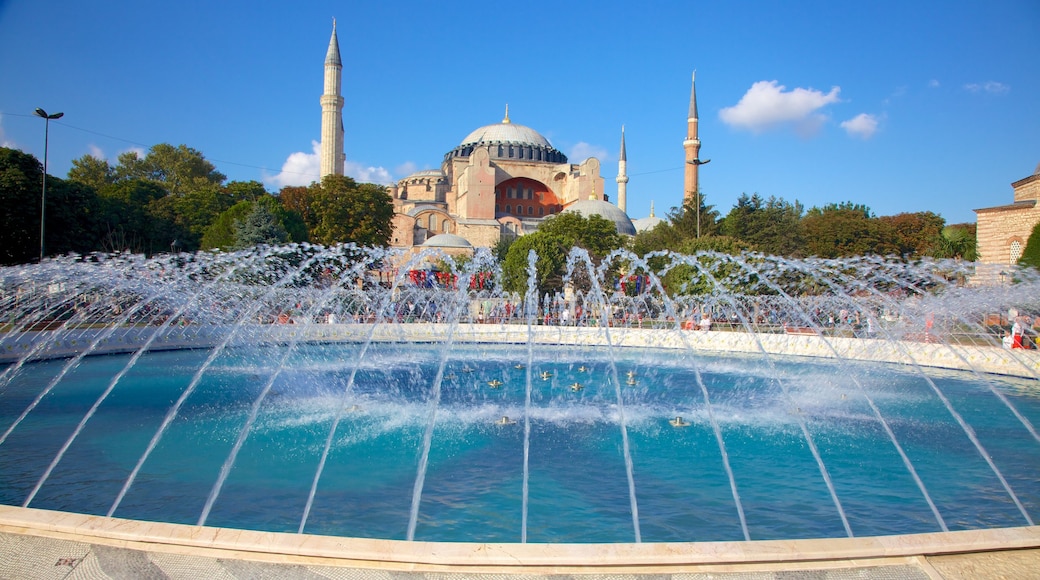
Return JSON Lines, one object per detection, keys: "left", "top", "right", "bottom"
{"left": 1, "top": 342, "right": 1038, "bottom": 543}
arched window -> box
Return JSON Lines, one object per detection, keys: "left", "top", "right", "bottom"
{"left": 527, "top": 206, "right": 534, "bottom": 215}
{"left": 1010, "top": 239, "right": 1024, "bottom": 264}
{"left": 505, "top": 204, "right": 511, "bottom": 214}
{"left": 442, "top": 219, "right": 451, "bottom": 233}
{"left": 429, "top": 214, "right": 437, "bottom": 231}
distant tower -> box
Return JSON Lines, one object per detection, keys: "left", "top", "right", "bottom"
{"left": 320, "top": 19, "right": 345, "bottom": 179}
{"left": 616, "top": 125, "right": 629, "bottom": 212}
{"left": 683, "top": 71, "right": 701, "bottom": 205}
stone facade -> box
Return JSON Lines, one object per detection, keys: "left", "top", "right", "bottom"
{"left": 974, "top": 163, "right": 1040, "bottom": 281}
{"left": 387, "top": 111, "right": 609, "bottom": 250}
{"left": 319, "top": 22, "right": 345, "bottom": 179}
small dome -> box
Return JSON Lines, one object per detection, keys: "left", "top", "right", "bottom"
{"left": 564, "top": 199, "right": 636, "bottom": 236}
{"left": 422, "top": 233, "right": 472, "bottom": 248}
{"left": 633, "top": 215, "right": 666, "bottom": 233}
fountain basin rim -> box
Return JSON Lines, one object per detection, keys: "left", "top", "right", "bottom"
{"left": 4, "top": 323, "right": 1039, "bottom": 379}
{"left": 0, "top": 505, "right": 1037, "bottom": 572}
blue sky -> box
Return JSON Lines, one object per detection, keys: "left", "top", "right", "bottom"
{"left": 1, "top": 0, "right": 1037, "bottom": 225}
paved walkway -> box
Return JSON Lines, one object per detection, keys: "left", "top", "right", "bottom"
{"left": 3, "top": 530, "right": 1040, "bottom": 580}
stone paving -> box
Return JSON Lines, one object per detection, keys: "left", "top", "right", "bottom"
{"left": 3, "top": 529, "right": 1040, "bottom": 580}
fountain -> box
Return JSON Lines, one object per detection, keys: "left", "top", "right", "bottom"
{"left": 1, "top": 244, "right": 1038, "bottom": 555}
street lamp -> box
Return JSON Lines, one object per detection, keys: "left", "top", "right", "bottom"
{"left": 34, "top": 107, "right": 64, "bottom": 263}
{"left": 686, "top": 158, "right": 711, "bottom": 238}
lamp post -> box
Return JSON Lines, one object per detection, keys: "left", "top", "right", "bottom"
{"left": 686, "top": 158, "right": 711, "bottom": 238}
{"left": 34, "top": 108, "right": 64, "bottom": 263}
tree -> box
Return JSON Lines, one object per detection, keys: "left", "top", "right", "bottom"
{"left": 94, "top": 178, "right": 177, "bottom": 254}
{"left": 138, "top": 143, "right": 226, "bottom": 195}
{"left": 45, "top": 179, "right": 100, "bottom": 257}
{"left": 278, "top": 185, "right": 315, "bottom": 228}
{"left": 1019, "top": 221, "right": 1040, "bottom": 269}
{"left": 309, "top": 175, "right": 394, "bottom": 247}
{"left": 234, "top": 203, "right": 288, "bottom": 247}
{"left": 877, "top": 211, "right": 945, "bottom": 257}
{"left": 670, "top": 196, "right": 721, "bottom": 240}
{"left": 801, "top": 203, "right": 899, "bottom": 258}
{"left": 500, "top": 213, "right": 626, "bottom": 295}
{"left": 931, "top": 223, "right": 977, "bottom": 261}
{"left": 500, "top": 231, "right": 569, "bottom": 295}
{"left": 202, "top": 195, "right": 306, "bottom": 250}
{"left": 201, "top": 201, "right": 255, "bottom": 250}
{"left": 147, "top": 185, "right": 236, "bottom": 250}
{"left": 0, "top": 148, "right": 45, "bottom": 264}
{"left": 537, "top": 212, "right": 625, "bottom": 258}
{"left": 223, "top": 180, "right": 267, "bottom": 203}
{"left": 68, "top": 154, "right": 114, "bottom": 191}
{"left": 720, "top": 193, "right": 804, "bottom": 256}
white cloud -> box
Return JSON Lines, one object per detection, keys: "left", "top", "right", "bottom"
{"left": 0, "top": 114, "right": 16, "bottom": 148}
{"left": 840, "top": 113, "right": 879, "bottom": 139}
{"left": 120, "top": 146, "right": 146, "bottom": 160}
{"left": 87, "top": 144, "right": 105, "bottom": 159}
{"left": 928, "top": 79, "right": 940, "bottom": 88}
{"left": 265, "top": 140, "right": 394, "bottom": 188}
{"left": 266, "top": 141, "right": 321, "bottom": 188}
{"left": 394, "top": 161, "right": 418, "bottom": 178}
{"left": 964, "top": 81, "right": 1009, "bottom": 95}
{"left": 568, "top": 142, "right": 609, "bottom": 163}
{"left": 346, "top": 160, "right": 393, "bottom": 185}
{"left": 719, "top": 80, "right": 841, "bottom": 135}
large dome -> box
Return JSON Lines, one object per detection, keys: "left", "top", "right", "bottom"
{"left": 564, "top": 199, "right": 636, "bottom": 236}
{"left": 459, "top": 122, "right": 552, "bottom": 149}
{"left": 444, "top": 111, "right": 568, "bottom": 164}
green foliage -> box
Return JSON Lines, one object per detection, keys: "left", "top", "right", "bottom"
{"left": 929, "top": 223, "right": 977, "bottom": 261}
{"left": 877, "top": 211, "right": 946, "bottom": 257}
{"left": 234, "top": 203, "right": 288, "bottom": 247}
{"left": 201, "top": 201, "right": 254, "bottom": 250}
{"left": 95, "top": 179, "right": 177, "bottom": 254}
{"left": 0, "top": 148, "right": 45, "bottom": 264}
{"left": 500, "top": 232, "right": 568, "bottom": 294}
{"left": 309, "top": 175, "right": 394, "bottom": 247}
{"left": 801, "top": 203, "right": 899, "bottom": 258}
{"left": 668, "top": 196, "right": 721, "bottom": 240}
{"left": 45, "top": 179, "right": 100, "bottom": 257}
{"left": 1019, "top": 221, "right": 1040, "bottom": 269}
{"left": 720, "top": 193, "right": 804, "bottom": 256}
{"left": 131, "top": 143, "right": 226, "bottom": 195}
{"left": 147, "top": 185, "right": 236, "bottom": 250}
{"left": 68, "top": 155, "right": 114, "bottom": 191}
{"left": 223, "top": 180, "right": 267, "bottom": 203}
{"left": 537, "top": 212, "right": 625, "bottom": 256}
{"left": 500, "top": 213, "right": 626, "bottom": 294}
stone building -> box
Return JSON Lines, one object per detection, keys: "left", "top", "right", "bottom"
{"left": 317, "top": 23, "right": 709, "bottom": 252}
{"left": 385, "top": 107, "right": 614, "bottom": 250}
{"left": 974, "top": 162, "right": 1040, "bottom": 278}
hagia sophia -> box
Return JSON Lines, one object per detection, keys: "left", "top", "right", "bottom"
{"left": 317, "top": 22, "right": 691, "bottom": 255}
{"left": 318, "top": 22, "right": 1038, "bottom": 272}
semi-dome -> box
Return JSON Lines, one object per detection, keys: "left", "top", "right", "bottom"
{"left": 443, "top": 108, "right": 568, "bottom": 164}
{"left": 564, "top": 199, "right": 637, "bottom": 236}
{"left": 422, "top": 233, "right": 472, "bottom": 248}
{"left": 632, "top": 201, "right": 666, "bottom": 233}
{"left": 633, "top": 215, "right": 666, "bottom": 233}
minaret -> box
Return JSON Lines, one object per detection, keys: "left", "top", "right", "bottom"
{"left": 683, "top": 71, "right": 701, "bottom": 205}
{"left": 616, "top": 125, "right": 629, "bottom": 212}
{"left": 320, "top": 19, "right": 345, "bottom": 179}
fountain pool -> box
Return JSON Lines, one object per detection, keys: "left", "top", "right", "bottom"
{"left": 0, "top": 245, "right": 1038, "bottom": 550}
{"left": 2, "top": 340, "right": 1038, "bottom": 543}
